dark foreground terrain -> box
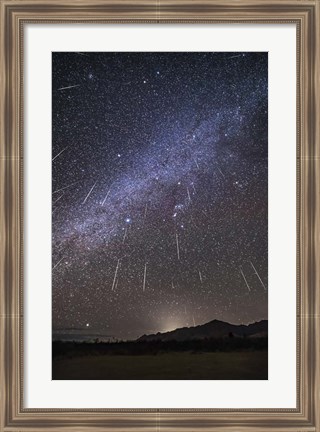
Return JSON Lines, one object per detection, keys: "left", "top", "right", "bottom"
{"left": 52, "top": 338, "right": 268, "bottom": 380}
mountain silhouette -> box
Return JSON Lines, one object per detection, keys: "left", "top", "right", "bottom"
{"left": 138, "top": 319, "right": 267, "bottom": 342}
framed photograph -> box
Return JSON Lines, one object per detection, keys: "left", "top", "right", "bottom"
{"left": 0, "top": 0, "right": 319, "bottom": 430}
{"left": 51, "top": 50, "right": 269, "bottom": 381}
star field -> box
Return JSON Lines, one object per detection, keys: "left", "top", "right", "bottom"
{"left": 52, "top": 52, "right": 268, "bottom": 340}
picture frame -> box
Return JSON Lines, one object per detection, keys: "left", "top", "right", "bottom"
{"left": 0, "top": 0, "right": 319, "bottom": 430}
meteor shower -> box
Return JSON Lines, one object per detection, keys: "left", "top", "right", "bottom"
{"left": 52, "top": 52, "right": 268, "bottom": 380}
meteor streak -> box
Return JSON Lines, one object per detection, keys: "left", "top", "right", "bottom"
{"left": 52, "top": 146, "right": 68, "bottom": 161}
{"left": 250, "top": 261, "right": 267, "bottom": 291}
{"left": 187, "top": 187, "right": 192, "bottom": 202}
{"left": 175, "top": 233, "right": 180, "bottom": 260}
{"left": 194, "top": 158, "right": 200, "bottom": 169}
{"left": 53, "top": 193, "right": 64, "bottom": 205}
{"left": 58, "top": 84, "right": 81, "bottom": 91}
{"left": 111, "top": 259, "right": 120, "bottom": 291}
{"left": 239, "top": 266, "right": 251, "bottom": 292}
{"left": 198, "top": 270, "right": 203, "bottom": 283}
{"left": 101, "top": 188, "right": 111, "bottom": 205}
{"left": 53, "top": 180, "right": 80, "bottom": 194}
{"left": 82, "top": 181, "right": 97, "bottom": 205}
{"left": 52, "top": 257, "right": 64, "bottom": 271}
{"left": 217, "top": 167, "right": 225, "bottom": 179}
{"left": 228, "top": 54, "right": 243, "bottom": 59}
{"left": 143, "top": 263, "right": 147, "bottom": 291}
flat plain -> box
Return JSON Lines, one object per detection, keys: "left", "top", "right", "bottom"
{"left": 52, "top": 350, "right": 268, "bottom": 380}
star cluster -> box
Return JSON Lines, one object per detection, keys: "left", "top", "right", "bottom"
{"left": 52, "top": 52, "right": 268, "bottom": 339}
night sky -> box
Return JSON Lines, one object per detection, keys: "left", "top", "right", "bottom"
{"left": 52, "top": 52, "right": 268, "bottom": 340}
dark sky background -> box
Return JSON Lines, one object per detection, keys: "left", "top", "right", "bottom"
{"left": 52, "top": 52, "right": 268, "bottom": 340}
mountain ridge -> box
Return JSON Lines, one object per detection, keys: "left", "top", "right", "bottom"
{"left": 138, "top": 319, "right": 268, "bottom": 342}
